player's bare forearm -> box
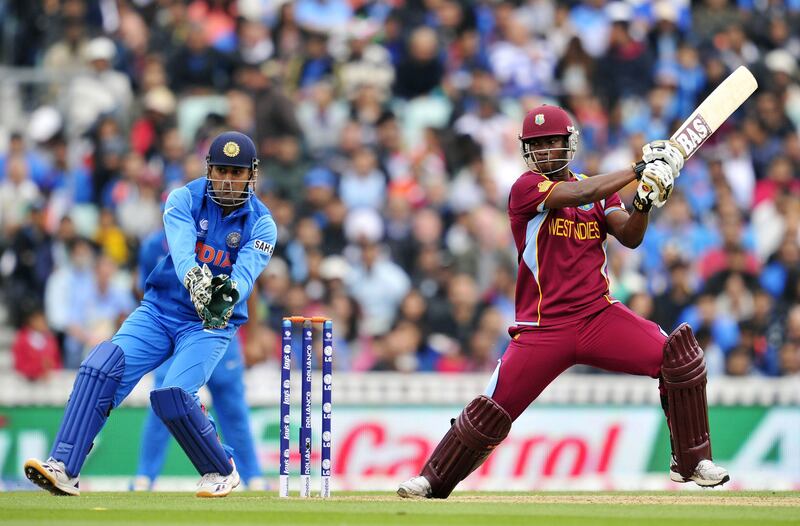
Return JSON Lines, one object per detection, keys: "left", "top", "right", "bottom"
{"left": 544, "top": 167, "right": 637, "bottom": 209}
{"left": 607, "top": 209, "right": 649, "bottom": 249}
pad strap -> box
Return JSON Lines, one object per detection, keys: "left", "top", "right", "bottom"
{"left": 51, "top": 342, "right": 125, "bottom": 477}
{"left": 662, "top": 323, "right": 712, "bottom": 478}
{"left": 421, "top": 395, "right": 511, "bottom": 498}
{"left": 150, "top": 387, "right": 232, "bottom": 476}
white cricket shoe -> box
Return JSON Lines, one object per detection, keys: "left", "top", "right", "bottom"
{"left": 196, "top": 462, "right": 240, "bottom": 498}
{"left": 24, "top": 457, "right": 80, "bottom": 496}
{"left": 670, "top": 457, "right": 730, "bottom": 487}
{"left": 397, "top": 476, "right": 432, "bottom": 498}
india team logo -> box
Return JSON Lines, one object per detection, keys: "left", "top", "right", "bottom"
{"left": 223, "top": 141, "right": 240, "bottom": 157}
{"left": 226, "top": 231, "right": 241, "bottom": 248}
{"left": 199, "top": 218, "right": 208, "bottom": 231}
{"left": 534, "top": 113, "right": 545, "bottom": 125}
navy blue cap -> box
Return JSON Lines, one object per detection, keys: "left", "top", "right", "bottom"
{"left": 207, "top": 131, "right": 258, "bottom": 169}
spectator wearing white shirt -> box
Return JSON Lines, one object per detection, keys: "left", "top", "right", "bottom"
{"left": 67, "top": 37, "right": 133, "bottom": 135}
{"left": 0, "top": 155, "right": 41, "bottom": 238}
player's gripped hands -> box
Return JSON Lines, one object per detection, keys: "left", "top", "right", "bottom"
{"left": 642, "top": 139, "right": 685, "bottom": 177}
{"left": 184, "top": 264, "right": 214, "bottom": 319}
{"left": 635, "top": 160, "right": 675, "bottom": 213}
{"left": 202, "top": 275, "right": 239, "bottom": 329}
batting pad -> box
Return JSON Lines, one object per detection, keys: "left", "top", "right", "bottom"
{"left": 51, "top": 341, "right": 125, "bottom": 477}
{"left": 150, "top": 386, "right": 232, "bottom": 476}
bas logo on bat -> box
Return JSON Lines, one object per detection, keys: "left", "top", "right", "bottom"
{"left": 673, "top": 116, "right": 710, "bottom": 157}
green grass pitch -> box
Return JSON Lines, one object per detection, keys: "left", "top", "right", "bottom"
{"left": 1, "top": 491, "right": 798, "bottom": 526}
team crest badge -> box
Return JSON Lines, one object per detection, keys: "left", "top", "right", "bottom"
{"left": 534, "top": 113, "right": 545, "bottom": 125}
{"left": 578, "top": 203, "right": 595, "bottom": 211}
{"left": 223, "top": 141, "right": 240, "bottom": 157}
{"left": 537, "top": 180, "right": 553, "bottom": 192}
{"left": 199, "top": 219, "right": 208, "bottom": 231}
{"left": 226, "top": 231, "right": 241, "bottom": 248}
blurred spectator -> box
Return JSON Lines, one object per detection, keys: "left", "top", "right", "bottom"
{"left": 596, "top": 4, "right": 654, "bottom": 104}
{"left": 778, "top": 342, "right": 800, "bottom": 376}
{"left": 42, "top": 17, "right": 89, "bottom": 72}
{"left": 339, "top": 21, "right": 394, "bottom": 100}
{"left": 488, "top": 19, "right": 555, "bottom": 97}
{"left": 44, "top": 238, "right": 95, "bottom": 365}
{"left": 296, "top": 79, "right": 349, "bottom": 159}
{"left": 260, "top": 135, "right": 310, "bottom": 202}
{"left": 692, "top": 0, "right": 741, "bottom": 45}
{"left": 393, "top": 27, "right": 444, "bottom": 99}
{"left": 347, "top": 237, "right": 411, "bottom": 336}
{"left": 3, "top": 201, "right": 54, "bottom": 327}
{"left": 426, "top": 273, "right": 486, "bottom": 358}
{"left": 168, "top": 24, "right": 231, "bottom": 94}
{"left": 652, "top": 257, "right": 694, "bottom": 331}
{"left": 12, "top": 308, "right": 61, "bottom": 381}
{"left": 294, "top": 0, "right": 352, "bottom": 34}
{"left": 63, "top": 253, "right": 135, "bottom": 368}
{"left": 726, "top": 345, "right": 756, "bottom": 376}
{"left": 339, "top": 147, "right": 386, "bottom": 210}
{"left": 66, "top": 37, "right": 133, "bottom": 135}
{"left": 131, "top": 87, "right": 177, "bottom": 159}
{"left": 287, "top": 31, "right": 336, "bottom": 92}
{"left": 0, "top": 156, "right": 41, "bottom": 239}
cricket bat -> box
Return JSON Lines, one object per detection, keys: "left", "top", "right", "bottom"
{"left": 670, "top": 65, "right": 758, "bottom": 159}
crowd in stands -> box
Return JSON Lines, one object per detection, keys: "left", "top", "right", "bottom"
{"left": 1, "top": 0, "right": 799, "bottom": 380}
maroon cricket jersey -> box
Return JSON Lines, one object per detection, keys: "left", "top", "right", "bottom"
{"left": 508, "top": 171, "right": 626, "bottom": 328}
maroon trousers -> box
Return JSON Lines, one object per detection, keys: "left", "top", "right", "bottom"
{"left": 488, "top": 303, "right": 666, "bottom": 421}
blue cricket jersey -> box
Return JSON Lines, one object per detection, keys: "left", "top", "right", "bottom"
{"left": 142, "top": 178, "right": 277, "bottom": 326}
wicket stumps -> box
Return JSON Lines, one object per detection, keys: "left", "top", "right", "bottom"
{"left": 279, "top": 316, "right": 333, "bottom": 498}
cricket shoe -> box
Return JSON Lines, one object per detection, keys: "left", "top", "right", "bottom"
{"left": 196, "top": 461, "right": 240, "bottom": 498}
{"left": 24, "top": 457, "right": 80, "bottom": 496}
{"left": 397, "top": 476, "right": 432, "bottom": 498}
{"left": 670, "top": 457, "right": 730, "bottom": 487}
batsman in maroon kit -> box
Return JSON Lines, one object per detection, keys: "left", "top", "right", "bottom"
{"left": 398, "top": 105, "right": 729, "bottom": 499}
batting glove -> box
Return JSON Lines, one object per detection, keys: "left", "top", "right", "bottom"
{"left": 642, "top": 139, "right": 685, "bottom": 178}
{"left": 642, "top": 160, "right": 674, "bottom": 207}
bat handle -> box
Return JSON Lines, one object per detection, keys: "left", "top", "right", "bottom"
{"left": 632, "top": 160, "right": 646, "bottom": 180}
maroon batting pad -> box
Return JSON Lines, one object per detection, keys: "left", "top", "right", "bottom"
{"left": 662, "top": 323, "right": 712, "bottom": 479}
{"left": 421, "top": 395, "right": 512, "bottom": 498}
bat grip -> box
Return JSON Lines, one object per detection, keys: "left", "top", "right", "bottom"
{"left": 632, "top": 160, "right": 646, "bottom": 180}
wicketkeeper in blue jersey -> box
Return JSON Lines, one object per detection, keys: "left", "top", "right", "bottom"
{"left": 130, "top": 228, "right": 264, "bottom": 491}
{"left": 24, "top": 131, "right": 277, "bottom": 498}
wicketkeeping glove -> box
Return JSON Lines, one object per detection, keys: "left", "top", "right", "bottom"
{"left": 202, "top": 275, "right": 239, "bottom": 329}
{"left": 184, "top": 264, "right": 213, "bottom": 319}
{"left": 642, "top": 139, "right": 685, "bottom": 177}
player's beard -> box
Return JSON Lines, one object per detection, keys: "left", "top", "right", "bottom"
{"left": 211, "top": 179, "right": 249, "bottom": 207}
{"left": 531, "top": 150, "right": 570, "bottom": 177}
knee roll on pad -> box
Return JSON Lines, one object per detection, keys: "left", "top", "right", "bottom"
{"left": 150, "top": 387, "right": 232, "bottom": 476}
{"left": 421, "top": 395, "right": 512, "bottom": 499}
{"left": 51, "top": 342, "right": 125, "bottom": 477}
{"left": 662, "top": 323, "right": 712, "bottom": 478}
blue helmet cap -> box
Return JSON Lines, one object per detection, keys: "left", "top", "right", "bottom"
{"left": 207, "top": 131, "right": 258, "bottom": 170}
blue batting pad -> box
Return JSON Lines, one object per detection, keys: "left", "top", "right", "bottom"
{"left": 150, "top": 387, "right": 232, "bottom": 476}
{"left": 51, "top": 341, "right": 125, "bottom": 477}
